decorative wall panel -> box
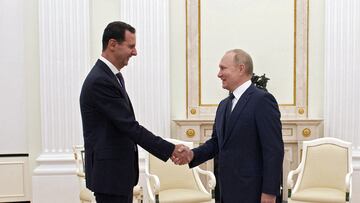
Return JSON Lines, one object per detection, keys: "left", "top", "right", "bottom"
{"left": 186, "top": 0, "right": 309, "bottom": 119}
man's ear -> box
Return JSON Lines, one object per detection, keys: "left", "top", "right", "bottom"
{"left": 239, "top": 64, "right": 246, "bottom": 73}
{"left": 108, "top": 39, "right": 117, "bottom": 51}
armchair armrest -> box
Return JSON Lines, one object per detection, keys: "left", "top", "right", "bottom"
{"left": 345, "top": 171, "right": 352, "bottom": 191}
{"left": 144, "top": 173, "right": 160, "bottom": 193}
{"left": 287, "top": 164, "right": 302, "bottom": 198}
{"left": 194, "top": 167, "right": 216, "bottom": 189}
{"left": 144, "top": 172, "right": 160, "bottom": 203}
{"left": 345, "top": 171, "right": 353, "bottom": 202}
{"left": 287, "top": 164, "right": 302, "bottom": 188}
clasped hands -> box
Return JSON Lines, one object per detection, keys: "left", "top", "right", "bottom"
{"left": 171, "top": 144, "right": 194, "bottom": 165}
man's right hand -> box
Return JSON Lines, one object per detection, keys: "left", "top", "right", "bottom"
{"left": 171, "top": 144, "right": 194, "bottom": 165}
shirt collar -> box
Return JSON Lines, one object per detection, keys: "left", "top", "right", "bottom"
{"left": 232, "top": 80, "right": 251, "bottom": 100}
{"left": 99, "top": 56, "right": 120, "bottom": 75}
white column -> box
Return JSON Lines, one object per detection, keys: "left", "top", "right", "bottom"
{"left": 324, "top": 0, "right": 360, "bottom": 150}
{"left": 119, "top": 0, "right": 170, "bottom": 202}
{"left": 120, "top": 0, "right": 171, "bottom": 140}
{"left": 324, "top": 0, "right": 360, "bottom": 201}
{"left": 33, "top": 0, "right": 90, "bottom": 202}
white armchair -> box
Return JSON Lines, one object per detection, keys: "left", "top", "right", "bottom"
{"left": 145, "top": 138, "right": 216, "bottom": 203}
{"left": 73, "top": 145, "right": 143, "bottom": 203}
{"left": 287, "top": 137, "right": 353, "bottom": 203}
{"left": 73, "top": 145, "right": 96, "bottom": 203}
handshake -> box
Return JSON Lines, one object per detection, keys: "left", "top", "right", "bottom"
{"left": 171, "top": 144, "right": 194, "bottom": 165}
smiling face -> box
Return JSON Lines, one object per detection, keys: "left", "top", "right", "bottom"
{"left": 217, "top": 51, "right": 249, "bottom": 92}
{"left": 110, "top": 30, "right": 137, "bottom": 69}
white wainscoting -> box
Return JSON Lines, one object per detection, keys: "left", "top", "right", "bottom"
{"left": 0, "top": 156, "right": 30, "bottom": 202}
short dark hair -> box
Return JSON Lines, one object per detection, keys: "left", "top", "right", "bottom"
{"left": 102, "top": 21, "right": 136, "bottom": 51}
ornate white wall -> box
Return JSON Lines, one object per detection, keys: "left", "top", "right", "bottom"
{"left": 1, "top": 0, "right": 358, "bottom": 202}
{"left": 32, "top": 0, "right": 170, "bottom": 202}
{"left": 324, "top": 0, "right": 360, "bottom": 158}
{"left": 120, "top": 0, "right": 171, "bottom": 140}
{"left": 119, "top": 0, "right": 171, "bottom": 202}
{"left": 0, "top": 1, "right": 31, "bottom": 202}
{"left": 0, "top": 0, "right": 27, "bottom": 154}
{"left": 324, "top": 0, "right": 360, "bottom": 201}
{"left": 32, "top": 0, "right": 90, "bottom": 202}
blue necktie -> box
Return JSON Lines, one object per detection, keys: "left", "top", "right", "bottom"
{"left": 226, "top": 92, "right": 235, "bottom": 121}
{"left": 224, "top": 92, "right": 235, "bottom": 136}
{"left": 115, "top": 72, "right": 131, "bottom": 106}
{"left": 116, "top": 72, "right": 125, "bottom": 89}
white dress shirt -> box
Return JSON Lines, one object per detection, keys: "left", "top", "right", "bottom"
{"left": 230, "top": 80, "right": 252, "bottom": 111}
{"left": 99, "top": 56, "right": 122, "bottom": 85}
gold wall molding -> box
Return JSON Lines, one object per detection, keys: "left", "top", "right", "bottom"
{"left": 185, "top": 0, "right": 309, "bottom": 119}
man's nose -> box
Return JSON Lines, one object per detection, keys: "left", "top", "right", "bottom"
{"left": 132, "top": 48, "right": 137, "bottom": 56}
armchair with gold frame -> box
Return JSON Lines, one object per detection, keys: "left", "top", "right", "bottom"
{"left": 287, "top": 137, "right": 353, "bottom": 203}
{"left": 144, "top": 138, "right": 216, "bottom": 203}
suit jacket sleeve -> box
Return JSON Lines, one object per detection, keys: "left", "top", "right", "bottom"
{"left": 255, "top": 93, "right": 284, "bottom": 195}
{"left": 89, "top": 77, "right": 174, "bottom": 161}
{"left": 189, "top": 123, "right": 219, "bottom": 168}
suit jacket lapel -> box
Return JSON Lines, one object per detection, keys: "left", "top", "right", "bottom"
{"left": 97, "top": 60, "right": 123, "bottom": 90}
{"left": 221, "top": 85, "right": 255, "bottom": 148}
{"left": 97, "top": 60, "right": 135, "bottom": 114}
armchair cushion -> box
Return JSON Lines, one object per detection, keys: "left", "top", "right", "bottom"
{"left": 145, "top": 138, "right": 216, "bottom": 203}
{"left": 159, "top": 188, "right": 211, "bottom": 203}
{"left": 291, "top": 187, "right": 345, "bottom": 203}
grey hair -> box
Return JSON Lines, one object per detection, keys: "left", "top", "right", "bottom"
{"left": 227, "top": 49, "right": 253, "bottom": 75}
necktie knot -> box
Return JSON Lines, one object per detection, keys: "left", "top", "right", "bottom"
{"left": 229, "top": 92, "right": 235, "bottom": 100}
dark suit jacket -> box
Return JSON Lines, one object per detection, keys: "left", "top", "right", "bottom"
{"left": 80, "top": 60, "right": 174, "bottom": 196}
{"left": 189, "top": 84, "right": 284, "bottom": 202}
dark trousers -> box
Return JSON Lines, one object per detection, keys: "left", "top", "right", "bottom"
{"left": 94, "top": 191, "right": 133, "bottom": 203}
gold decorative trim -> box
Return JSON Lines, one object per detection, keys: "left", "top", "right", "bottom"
{"left": 186, "top": 129, "right": 196, "bottom": 138}
{"left": 293, "top": 0, "right": 297, "bottom": 106}
{"left": 185, "top": 0, "right": 189, "bottom": 118}
{"left": 198, "top": 0, "right": 202, "bottom": 106}
{"left": 185, "top": 0, "right": 309, "bottom": 116}
{"left": 190, "top": 108, "right": 197, "bottom": 115}
{"left": 302, "top": 128, "right": 311, "bottom": 137}
{"left": 197, "top": 0, "right": 298, "bottom": 106}
{"left": 298, "top": 108, "right": 305, "bottom": 115}
{"left": 306, "top": 0, "right": 310, "bottom": 117}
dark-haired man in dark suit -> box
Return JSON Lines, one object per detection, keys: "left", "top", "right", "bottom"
{"left": 80, "top": 21, "right": 186, "bottom": 203}
{"left": 174, "top": 49, "right": 284, "bottom": 203}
